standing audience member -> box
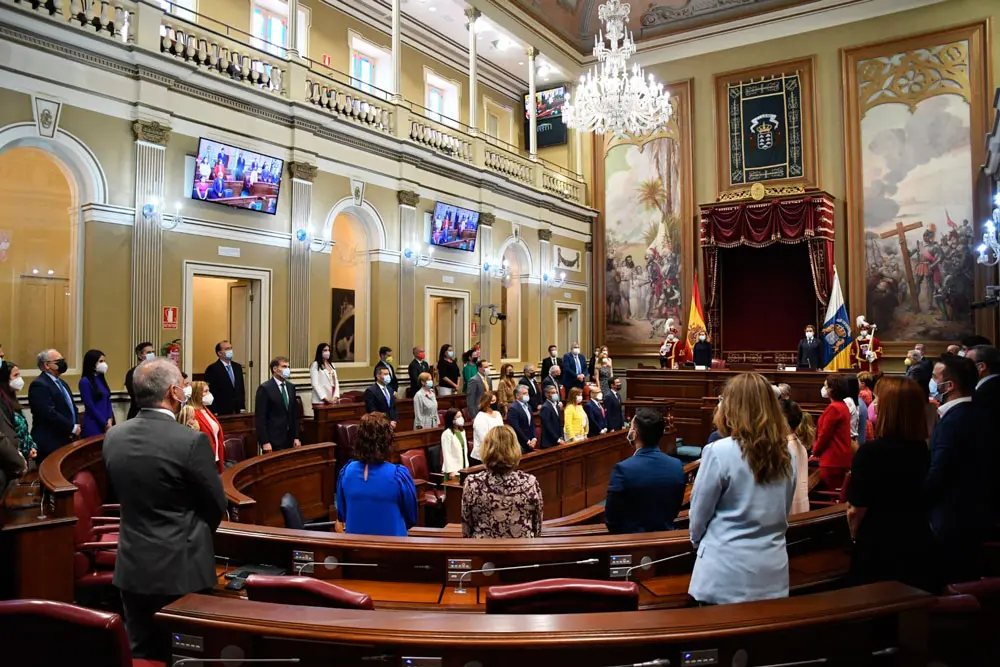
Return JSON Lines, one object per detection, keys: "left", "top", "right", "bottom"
{"left": 471, "top": 390, "right": 503, "bottom": 466}
{"left": 605, "top": 377, "right": 625, "bottom": 431}
{"left": 847, "top": 375, "right": 868, "bottom": 447}
{"left": 0, "top": 363, "right": 36, "bottom": 461}
{"left": 496, "top": 363, "right": 517, "bottom": 417}
{"left": 413, "top": 373, "right": 439, "bottom": 429}
{"left": 584, "top": 385, "right": 608, "bottom": 437}
{"left": 364, "top": 365, "right": 398, "bottom": 426}
{"left": 692, "top": 332, "right": 713, "bottom": 368}
{"left": 461, "top": 349, "right": 479, "bottom": 392}
{"left": 440, "top": 408, "right": 468, "bottom": 479}
{"left": 517, "top": 364, "right": 542, "bottom": 411}
{"left": 561, "top": 342, "right": 588, "bottom": 393}
{"left": 203, "top": 340, "right": 245, "bottom": 415}
{"left": 79, "top": 349, "right": 115, "bottom": 438}
{"left": 604, "top": 408, "right": 685, "bottom": 534}
{"left": 506, "top": 384, "right": 537, "bottom": 453}
{"left": 254, "top": 357, "right": 301, "bottom": 453}
{"left": 188, "top": 381, "right": 225, "bottom": 473}
{"left": 797, "top": 325, "right": 822, "bottom": 369}
{"left": 926, "top": 355, "right": 989, "bottom": 585}
{"left": 857, "top": 372, "right": 875, "bottom": 406}
{"left": 596, "top": 348, "right": 614, "bottom": 394}
{"left": 0, "top": 385, "right": 26, "bottom": 481}
{"left": 29, "top": 349, "right": 79, "bottom": 463}
{"left": 103, "top": 358, "right": 226, "bottom": 660}
{"left": 563, "top": 387, "right": 588, "bottom": 442}
{"left": 966, "top": 345, "right": 1000, "bottom": 521}
{"left": 309, "top": 342, "right": 340, "bottom": 406}
{"left": 176, "top": 405, "right": 199, "bottom": 431}
{"left": 462, "top": 425, "right": 543, "bottom": 539}
{"left": 795, "top": 410, "right": 816, "bottom": 455}
{"left": 688, "top": 373, "right": 797, "bottom": 605}
{"left": 436, "top": 344, "right": 460, "bottom": 396}
{"left": 811, "top": 374, "right": 853, "bottom": 491}
{"left": 542, "top": 364, "right": 563, "bottom": 399}
{"left": 960, "top": 335, "right": 992, "bottom": 355}
{"left": 336, "top": 413, "right": 418, "bottom": 537}
{"left": 465, "top": 360, "right": 491, "bottom": 420}
{"left": 777, "top": 383, "right": 792, "bottom": 401}
{"left": 125, "top": 342, "right": 155, "bottom": 419}
{"left": 541, "top": 344, "right": 559, "bottom": 379}
{"left": 847, "top": 376, "right": 934, "bottom": 591}
{"left": 406, "top": 347, "right": 430, "bottom": 399}
{"left": 373, "top": 346, "right": 398, "bottom": 395}
{"left": 539, "top": 384, "right": 564, "bottom": 449}
{"left": 780, "top": 399, "right": 811, "bottom": 515}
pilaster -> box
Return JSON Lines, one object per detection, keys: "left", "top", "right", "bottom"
{"left": 478, "top": 212, "right": 495, "bottom": 355}
{"left": 397, "top": 190, "right": 420, "bottom": 358}
{"left": 288, "top": 161, "right": 317, "bottom": 368}
{"left": 538, "top": 228, "right": 552, "bottom": 352}
{"left": 585, "top": 241, "right": 594, "bottom": 350}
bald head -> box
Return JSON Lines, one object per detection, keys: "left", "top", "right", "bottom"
{"left": 133, "top": 358, "right": 184, "bottom": 411}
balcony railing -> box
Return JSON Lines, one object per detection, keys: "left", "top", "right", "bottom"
{"left": 3, "top": 0, "right": 589, "bottom": 207}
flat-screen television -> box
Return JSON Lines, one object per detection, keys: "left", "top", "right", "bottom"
{"left": 524, "top": 86, "right": 568, "bottom": 149}
{"left": 191, "top": 138, "right": 283, "bottom": 215}
{"left": 430, "top": 203, "right": 479, "bottom": 252}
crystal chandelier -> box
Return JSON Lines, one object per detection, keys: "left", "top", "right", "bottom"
{"left": 563, "top": 0, "right": 672, "bottom": 138}
{"left": 976, "top": 192, "right": 1000, "bottom": 266}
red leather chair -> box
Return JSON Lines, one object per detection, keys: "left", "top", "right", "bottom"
{"left": 946, "top": 578, "right": 1000, "bottom": 610}
{"left": 244, "top": 575, "right": 374, "bottom": 610}
{"left": 223, "top": 434, "right": 247, "bottom": 466}
{"left": 334, "top": 421, "right": 360, "bottom": 461}
{"left": 72, "top": 470, "right": 119, "bottom": 521}
{"left": 710, "top": 359, "right": 727, "bottom": 370}
{"left": 73, "top": 482, "right": 118, "bottom": 584}
{"left": 340, "top": 391, "right": 364, "bottom": 403}
{"left": 486, "top": 578, "right": 639, "bottom": 614}
{"left": 0, "top": 599, "right": 164, "bottom": 667}
{"left": 400, "top": 450, "right": 444, "bottom": 508}
{"left": 810, "top": 470, "right": 851, "bottom": 508}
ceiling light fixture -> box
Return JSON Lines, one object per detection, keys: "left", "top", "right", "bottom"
{"left": 563, "top": 0, "right": 672, "bottom": 138}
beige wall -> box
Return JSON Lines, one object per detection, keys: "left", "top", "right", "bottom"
{"left": 192, "top": 276, "right": 235, "bottom": 371}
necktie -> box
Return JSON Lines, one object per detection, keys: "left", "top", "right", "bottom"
{"left": 574, "top": 356, "right": 580, "bottom": 374}
{"left": 226, "top": 363, "right": 235, "bottom": 386}
{"left": 280, "top": 381, "right": 289, "bottom": 408}
{"left": 54, "top": 376, "right": 75, "bottom": 424}
{"left": 383, "top": 386, "right": 391, "bottom": 407}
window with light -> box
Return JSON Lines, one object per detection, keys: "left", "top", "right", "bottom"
{"left": 351, "top": 53, "right": 375, "bottom": 94}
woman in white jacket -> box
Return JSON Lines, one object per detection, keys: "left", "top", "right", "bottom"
{"left": 440, "top": 408, "right": 469, "bottom": 479}
{"left": 309, "top": 342, "right": 340, "bottom": 406}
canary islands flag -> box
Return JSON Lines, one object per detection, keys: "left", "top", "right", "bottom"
{"left": 822, "top": 267, "right": 853, "bottom": 371}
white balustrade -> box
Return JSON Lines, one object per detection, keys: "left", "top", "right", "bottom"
{"left": 4, "top": 0, "right": 135, "bottom": 43}
{"left": 484, "top": 145, "right": 534, "bottom": 185}
{"left": 542, "top": 170, "right": 583, "bottom": 203}
{"left": 305, "top": 78, "right": 393, "bottom": 134}
{"left": 408, "top": 118, "right": 472, "bottom": 162}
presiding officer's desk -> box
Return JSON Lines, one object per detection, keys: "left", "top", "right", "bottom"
{"left": 158, "top": 582, "right": 933, "bottom": 667}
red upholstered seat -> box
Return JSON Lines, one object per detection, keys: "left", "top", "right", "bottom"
{"left": 244, "top": 575, "right": 374, "bottom": 610}
{"left": 340, "top": 391, "right": 363, "bottom": 403}
{"left": 72, "top": 470, "right": 120, "bottom": 519}
{"left": 73, "top": 487, "right": 118, "bottom": 577}
{"left": 400, "top": 450, "right": 443, "bottom": 506}
{"left": 932, "top": 593, "right": 980, "bottom": 613}
{"left": 485, "top": 578, "right": 640, "bottom": 614}
{"left": 335, "top": 421, "right": 360, "bottom": 463}
{"left": 945, "top": 578, "right": 1000, "bottom": 607}
{"left": 0, "top": 599, "right": 164, "bottom": 667}
{"left": 223, "top": 434, "right": 247, "bottom": 465}
{"left": 810, "top": 470, "right": 851, "bottom": 507}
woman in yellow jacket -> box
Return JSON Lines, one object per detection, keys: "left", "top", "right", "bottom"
{"left": 563, "top": 387, "right": 588, "bottom": 442}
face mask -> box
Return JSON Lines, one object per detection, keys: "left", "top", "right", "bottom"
{"left": 528, "top": 371, "right": 536, "bottom": 378}
{"left": 821, "top": 386, "right": 829, "bottom": 399}
{"left": 698, "top": 335, "right": 707, "bottom": 342}
{"left": 595, "top": 392, "right": 603, "bottom": 401}
{"left": 447, "top": 350, "right": 455, "bottom": 359}
{"left": 224, "top": 350, "right": 234, "bottom": 360}
{"left": 805, "top": 332, "right": 814, "bottom": 340}
{"left": 520, "top": 394, "right": 530, "bottom": 404}
{"left": 613, "top": 386, "right": 621, "bottom": 393}
{"left": 572, "top": 348, "right": 580, "bottom": 355}
{"left": 575, "top": 395, "right": 583, "bottom": 404}
{"left": 203, "top": 392, "right": 215, "bottom": 407}
{"left": 183, "top": 385, "right": 193, "bottom": 399}
{"left": 381, "top": 375, "right": 391, "bottom": 386}
{"left": 506, "top": 371, "right": 515, "bottom": 378}
{"left": 930, "top": 379, "right": 951, "bottom": 402}
{"left": 472, "top": 353, "right": 480, "bottom": 361}
{"left": 548, "top": 394, "right": 558, "bottom": 404}
{"left": 95, "top": 362, "right": 109, "bottom": 375}
{"left": 53, "top": 359, "right": 68, "bottom": 375}
{"left": 958, "top": 350, "right": 966, "bottom": 358}
{"left": 385, "top": 356, "right": 393, "bottom": 364}
{"left": 491, "top": 398, "right": 498, "bottom": 407}
{"left": 9, "top": 377, "right": 24, "bottom": 392}
{"left": 425, "top": 380, "right": 434, "bottom": 389}
{"left": 454, "top": 417, "right": 465, "bottom": 428}
{"left": 904, "top": 357, "right": 913, "bottom": 366}
{"left": 550, "top": 350, "right": 557, "bottom": 358}
{"left": 417, "top": 352, "right": 426, "bottom": 361}
{"left": 279, "top": 367, "right": 291, "bottom": 380}
{"left": 144, "top": 352, "right": 155, "bottom": 362}
{"left": 322, "top": 350, "right": 331, "bottom": 360}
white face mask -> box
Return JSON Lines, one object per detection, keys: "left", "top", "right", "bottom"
{"left": 183, "top": 385, "right": 193, "bottom": 399}
{"left": 224, "top": 350, "right": 234, "bottom": 360}
{"left": 575, "top": 395, "right": 583, "bottom": 404}
{"left": 144, "top": 352, "right": 156, "bottom": 362}
{"left": 572, "top": 348, "right": 581, "bottom": 355}
{"left": 595, "top": 392, "right": 603, "bottom": 401}
{"left": 425, "top": 380, "right": 434, "bottom": 389}
{"left": 322, "top": 350, "right": 331, "bottom": 360}
{"left": 203, "top": 392, "right": 215, "bottom": 406}
{"left": 958, "top": 350, "right": 967, "bottom": 358}
{"left": 550, "top": 350, "right": 558, "bottom": 358}
{"left": 698, "top": 335, "right": 707, "bottom": 342}
{"left": 9, "top": 377, "right": 24, "bottom": 392}
{"left": 821, "top": 386, "right": 829, "bottom": 400}
{"left": 454, "top": 417, "right": 465, "bottom": 428}
{"left": 95, "top": 362, "right": 109, "bottom": 375}
{"left": 805, "top": 331, "right": 814, "bottom": 340}
{"left": 280, "top": 367, "right": 291, "bottom": 379}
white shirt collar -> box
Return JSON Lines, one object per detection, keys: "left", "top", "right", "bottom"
{"left": 273, "top": 376, "right": 284, "bottom": 386}
{"left": 144, "top": 407, "right": 177, "bottom": 419}
{"left": 221, "top": 359, "right": 231, "bottom": 367}
{"left": 938, "top": 396, "right": 972, "bottom": 417}
{"left": 977, "top": 374, "right": 999, "bottom": 390}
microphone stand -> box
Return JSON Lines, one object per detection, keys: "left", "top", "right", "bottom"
{"left": 623, "top": 552, "right": 693, "bottom": 582}
{"left": 454, "top": 557, "right": 599, "bottom": 594}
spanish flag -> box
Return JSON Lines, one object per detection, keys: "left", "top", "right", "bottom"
{"left": 686, "top": 270, "right": 708, "bottom": 348}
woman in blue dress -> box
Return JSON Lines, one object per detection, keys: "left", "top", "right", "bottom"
{"left": 79, "top": 349, "right": 115, "bottom": 438}
{"left": 336, "top": 413, "right": 418, "bottom": 536}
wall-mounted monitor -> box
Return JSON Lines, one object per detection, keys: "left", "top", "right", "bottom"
{"left": 524, "top": 86, "right": 568, "bottom": 150}
{"left": 430, "top": 202, "right": 479, "bottom": 252}
{"left": 190, "top": 138, "right": 283, "bottom": 215}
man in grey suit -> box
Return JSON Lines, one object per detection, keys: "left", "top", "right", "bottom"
{"left": 103, "top": 358, "right": 226, "bottom": 660}
{"left": 465, "top": 359, "right": 491, "bottom": 419}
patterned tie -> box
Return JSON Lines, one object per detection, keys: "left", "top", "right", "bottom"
{"left": 383, "top": 385, "right": 391, "bottom": 407}
{"left": 54, "top": 376, "right": 76, "bottom": 425}
{"left": 280, "top": 381, "right": 289, "bottom": 408}
{"left": 574, "top": 356, "right": 580, "bottom": 375}
{"left": 226, "top": 363, "right": 235, "bottom": 386}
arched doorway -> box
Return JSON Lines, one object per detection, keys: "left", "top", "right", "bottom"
{"left": 499, "top": 238, "right": 532, "bottom": 362}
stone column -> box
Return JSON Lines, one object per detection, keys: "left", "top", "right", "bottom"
{"left": 526, "top": 47, "right": 538, "bottom": 160}
{"left": 130, "top": 120, "right": 170, "bottom": 352}
{"left": 391, "top": 0, "right": 402, "bottom": 101}
{"left": 397, "top": 190, "right": 419, "bottom": 360}
{"left": 465, "top": 8, "right": 481, "bottom": 134}
{"left": 286, "top": 0, "right": 299, "bottom": 58}
{"left": 288, "top": 161, "right": 317, "bottom": 368}
{"left": 538, "top": 228, "right": 552, "bottom": 349}
{"left": 585, "top": 241, "right": 594, "bottom": 350}
{"left": 478, "top": 212, "right": 495, "bottom": 355}
{"left": 574, "top": 129, "right": 584, "bottom": 177}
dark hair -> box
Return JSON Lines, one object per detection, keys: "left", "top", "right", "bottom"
{"left": 379, "top": 346, "right": 392, "bottom": 357}
{"left": 477, "top": 359, "right": 488, "bottom": 370}
{"left": 936, "top": 354, "right": 978, "bottom": 396}
{"left": 872, "top": 376, "right": 928, "bottom": 442}
{"left": 81, "top": 349, "right": 109, "bottom": 402}
{"left": 438, "top": 344, "right": 453, "bottom": 364}
{"left": 845, "top": 375, "right": 860, "bottom": 404}
{"left": 443, "top": 407, "right": 461, "bottom": 430}
{"left": 461, "top": 350, "right": 472, "bottom": 364}
{"left": 355, "top": 413, "right": 394, "bottom": 464}
{"left": 781, "top": 398, "right": 803, "bottom": 431}
{"left": 479, "top": 390, "right": 496, "bottom": 413}
{"left": 968, "top": 345, "right": 1000, "bottom": 375}
{"left": 631, "top": 407, "right": 665, "bottom": 450}
{"left": 548, "top": 344, "right": 557, "bottom": 351}
{"left": 214, "top": 340, "right": 230, "bottom": 354}
{"left": 0, "top": 361, "right": 20, "bottom": 413}
{"left": 269, "top": 356, "right": 289, "bottom": 372}
{"left": 135, "top": 341, "right": 154, "bottom": 357}
{"left": 313, "top": 342, "right": 331, "bottom": 369}
{"left": 825, "top": 374, "right": 850, "bottom": 401}
{"left": 960, "top": 335, "right": 992, "bottom": 349}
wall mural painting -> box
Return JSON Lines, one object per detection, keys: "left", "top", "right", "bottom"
{"left": 331, "top": 288, "right": 356, "bottom": 362}
{"left": 847, "top": 30, "right": 986, "bottom": 343}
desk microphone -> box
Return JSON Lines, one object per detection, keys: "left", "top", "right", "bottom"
{"left": 454, "top": 557, "right": 599, "bottom": 594}
{"left": 173, "top": 660, "right": 300, "bottom": 665}
{"left": 623, "top": 552, "right": 693, "bottom": 581}
{"left": 295, "top": 557, "right": 379, "bottom": 575}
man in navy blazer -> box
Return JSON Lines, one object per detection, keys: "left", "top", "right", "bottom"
{"left": 604, "top": 408, "right": 685, "bottom": 534}
{"left": 28, "top": 348, "right": 80, "bottom": 463}
{"left": 604, "top": 378, "right": 625, "bottom": 431}
{"left": 507, "top": 385, "right": 537, "bottom": 454}
{"left": 540, "top": 384, "right": 564, "bottom": 449}
{"left": 364, "top": 366, "right": 398, "bottom": 426}
{"left": 583, "top": 388, "right": 608, "bottom": 438}
{"left": 560, "top": 342, "right": 588, "bottom": 393}
{"left": 926, "top": 355, "right": 990, "bottom": 584}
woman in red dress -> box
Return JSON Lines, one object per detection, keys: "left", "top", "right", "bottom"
{"left": 811, "top": 374, "right": 853, "bottom": 491}
{"left": 188, "top": 380, "right": 225, "bottom": 474}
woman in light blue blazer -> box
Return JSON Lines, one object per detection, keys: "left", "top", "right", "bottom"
{"left": 688, "top": 372, "right": 797, "bottom": 605}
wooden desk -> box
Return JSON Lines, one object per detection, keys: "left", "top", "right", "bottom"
{"left": 312, "top": 393, "right": 468, "bottom": 443}
{"left": 158, "top": 582, "right": 932, "bottom": 667}
{"left": 217, "top": 412, "right": 257, "bottom": 454}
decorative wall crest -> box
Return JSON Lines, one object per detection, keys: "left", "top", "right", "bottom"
{"left": 479, "top": 212, "right": 496, "bottom": 227}
{"left": 287, "top": 161, "right": 318, "bottom": 182}
{"left": 397, "top": 190, "right": 420, "bottom": 207}
{"left": 538, "top": 228, "right": 553, "bottom": 241}
{"left": 132, "top": 120, "right": 171, "bottom": 145}
{"left": 350, "top": 177, "right": 366, "bottom": 206}
{"left": 32, "top": 96, "right": 62, "bottom": 139}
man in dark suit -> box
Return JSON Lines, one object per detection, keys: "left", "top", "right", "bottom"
{"left": 540, "top": 384, "right": 564, "bottom": 449}
{"left": 204, "top": 340, "right": 245, "bottom": 415}
{"left": 926, "top": 355, "right": 990, "bottom": 584}
{"left": 465, "top": 360, "right": 490, "bottom": 419}
{"left": 507, "top": 385, "right": 537, "bottom": 454}
{"left": 517, "top": 363, "right": 542, "bottom": 411}
{"left": 604, "top": 408, "right": 685, "bottom": 534}
{"left": 125, "top": 341, "right": 155, "bottom": 420}
{"left": 365, "top": 365, "right": 398, "bottom": 427}
{"left": 541, "top": 345, "right": 559, "bottom": 380}
{"left": 967, "top": 345, "right": 1000, "bottom": 522}
{"left": 406, "top": 346, "right": 430, "bottom": 399}
{"left": 583, "top": 387, "right": 608, "bottom": 438}
{"left": 605, "top": 377, "right": 625, "bottom": 431}
{"left": 542, "top": 364, "right": 563, "bottom": 400}
{"left": 103, "top": 358, "right": 226, "bottom": 660}
{"left": 28, "top": 348, "right": 79, "bottom": 463}
{"left": 374, "top": 346, "right": 398, "bottom": 395}
{"left": 254, "top": 357, "right": 301, "bottom": 454}
{"left": 797, "top": 325, "right": 822, "bottom": 370}
{"left": 560, "top": 342, "right": 587, "bottom": 394}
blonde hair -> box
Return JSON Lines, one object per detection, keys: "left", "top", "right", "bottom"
{"left": 188, "top": 380, "right": 209, "bottom": 410}
{"left": 418, "top": 371, "right": 432, "bottom": 385}
{"left": 714, "top": 373, "right": 792, "bottom": 484}
{"left": 481, "top": 425, "right": 522, "bottom": 474}
{"left": 795, "top": 411, "right": 816, "bottom": 451}
{"left": 177, "top": 405, "right": 198, "bottom": 430}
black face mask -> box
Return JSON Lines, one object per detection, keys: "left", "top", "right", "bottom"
{"left": 528, "top": 372, "right": 536, "bottom": 378}
{"left": 54, "top": 359, "right": 68, "bottom": 375}
{"left": 506, "top": 372, "right": 514, "bottom": 378}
